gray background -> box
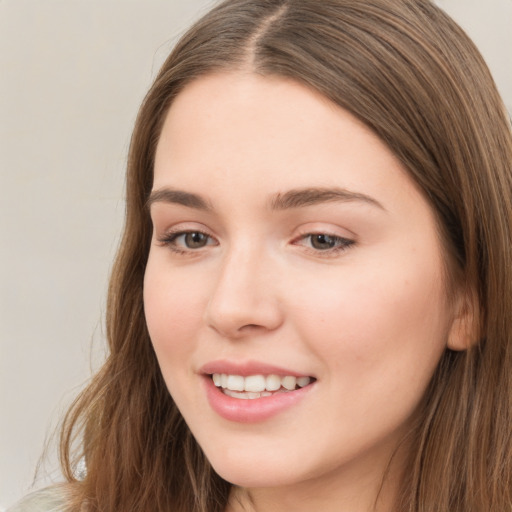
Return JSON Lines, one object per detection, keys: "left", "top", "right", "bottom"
{"left": 1, "top": 0, "right": 511, "bottom": 509}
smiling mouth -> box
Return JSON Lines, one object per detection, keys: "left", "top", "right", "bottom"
{"left": 211, "top": 373, "right": 315, "bottom": 399}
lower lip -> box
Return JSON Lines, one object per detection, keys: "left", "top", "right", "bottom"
{"left": 203, "top": 376, "right": 314, "bottom": 423}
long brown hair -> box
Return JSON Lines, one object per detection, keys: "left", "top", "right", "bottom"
{"left": 59, "top": 1, "right": 512, "bottom": 510}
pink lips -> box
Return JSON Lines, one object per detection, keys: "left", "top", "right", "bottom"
{"left": 200, "top": 360, "right": 315, "bottom": 423}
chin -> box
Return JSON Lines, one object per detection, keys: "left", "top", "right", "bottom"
{"left": 201, "top": 443, "right": 304, "bottom": 488}
{"left": 212, "top": 462, "right": 299, "bottom": 489}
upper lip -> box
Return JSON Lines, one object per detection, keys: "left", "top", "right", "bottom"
{"left": 199, "top": 359, "right": 313, "bottom": 378}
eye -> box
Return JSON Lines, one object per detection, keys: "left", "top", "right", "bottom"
{"left": 157, "top": 229, "right": 217, "bottom": 253}
{"left": 179, "top": 231, "right": 210, "bottom": 249}
{"left": 294, "top": 232, "right": 354, "bottom": 254}
{"left": 309, "top": 233, "right": 344, "bottom": 250}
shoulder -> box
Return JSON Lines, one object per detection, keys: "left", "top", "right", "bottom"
{"left": 7, "top": 487, "right": 69, "bottom": 512}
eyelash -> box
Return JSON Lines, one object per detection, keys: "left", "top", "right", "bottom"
{"left": 292, "top": 232, "right": 355, "bottom": 256}
{"left": 157, "top": 229, "right": 217, "bottom": 255}
{"left": 157, "top": 229, "right": 355, "bottom": 256}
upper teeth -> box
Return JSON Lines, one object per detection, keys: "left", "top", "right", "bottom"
{"left": 212, "top": 373, "right": 311, "bottom": 392}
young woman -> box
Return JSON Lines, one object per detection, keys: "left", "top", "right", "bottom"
{"left": 11, "top": 0, "right": 512, "bottom": 511}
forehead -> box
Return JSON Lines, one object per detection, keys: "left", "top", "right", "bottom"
{"left": 154, "top": 72, "right": 409, "bottom": 196}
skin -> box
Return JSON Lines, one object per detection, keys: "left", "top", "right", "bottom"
{"left": 143, "top": 72, "right": 465, "bottom": 512}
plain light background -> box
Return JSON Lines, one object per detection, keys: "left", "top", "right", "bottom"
{"left": 1, "top": 0, "right": 511, "bottom": 509}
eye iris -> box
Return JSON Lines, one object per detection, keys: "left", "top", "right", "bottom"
{"left": 311, "top": 234, "right": 337, "bottom": 250}
{"left": 185, "top": 232, "right": 208, "bottom": 248}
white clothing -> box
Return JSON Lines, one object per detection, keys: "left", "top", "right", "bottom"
{"left": 7, "top": 487, "right": 67, "bottom": 512}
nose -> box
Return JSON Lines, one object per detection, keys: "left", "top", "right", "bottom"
{"left": 204, "top": 246, "right": 284, "bottom": 339}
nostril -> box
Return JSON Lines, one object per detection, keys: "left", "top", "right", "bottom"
{"left": 204, "top": 284, "right": 284, "bottom": 337}
{"left": 240, "top": 324, "right": 263, "bottom": 330}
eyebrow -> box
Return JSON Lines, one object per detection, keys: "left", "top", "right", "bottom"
{"left": 146, "top": 188, "right": 212, "bottom": 211}
{"left": 146, "top": 186, "right": 385, "bottom": 212}
{"left": 269, "top": 187, "right": 385, "bottom": 211}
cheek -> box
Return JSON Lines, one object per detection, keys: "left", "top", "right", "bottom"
{"left": 143, "top": 261, "right": 205, "bottom": 361}
{"left": 290, "top": 255, "right": 451, "bottom": 383}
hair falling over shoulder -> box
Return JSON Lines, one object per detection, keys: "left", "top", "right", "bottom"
{"left": 58, "top": 1, "right": 512, "bottom": 510}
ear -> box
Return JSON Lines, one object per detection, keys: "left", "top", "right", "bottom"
{"left": 447, "top": 285, "right": 480, "bottom": 351}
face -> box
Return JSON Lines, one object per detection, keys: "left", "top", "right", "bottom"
{"left": 144, "top": 72, "right": 460, "bottom": 500}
